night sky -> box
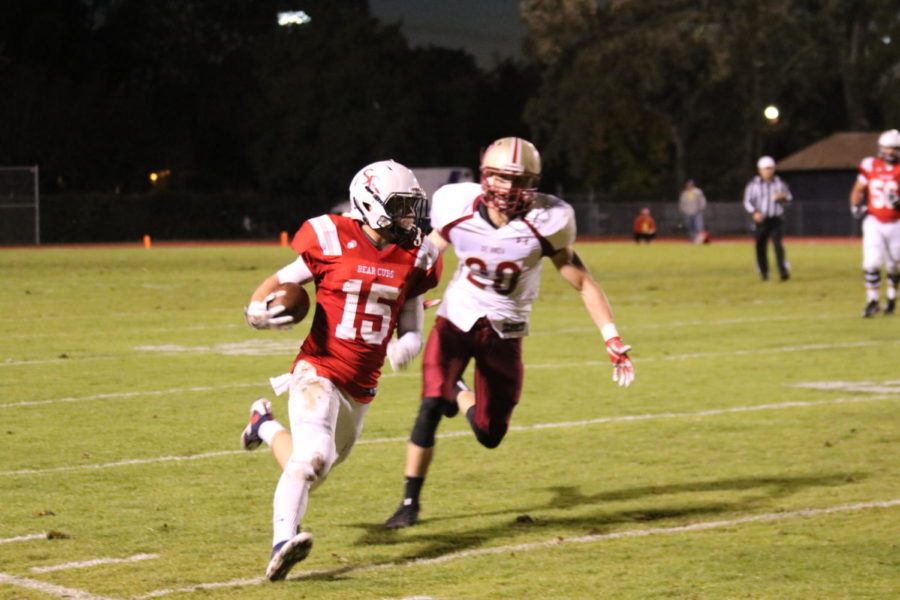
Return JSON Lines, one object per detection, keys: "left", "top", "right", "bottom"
{"left": 368, "top": 0, "right": 525, "bottom": 66}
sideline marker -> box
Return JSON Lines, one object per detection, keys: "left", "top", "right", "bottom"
{"left": 280, "top": 231, "right": 289, "bottom": 246}
{"left": 143, "top": 234, "right": 152, "bottom": 249}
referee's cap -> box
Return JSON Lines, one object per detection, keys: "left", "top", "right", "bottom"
{"left": 757, "top": 156, "right": 776, "bottom": 169}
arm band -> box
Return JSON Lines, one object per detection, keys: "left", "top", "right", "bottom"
{"left": 601, "top": 323, "right": 619, "bottom": 342}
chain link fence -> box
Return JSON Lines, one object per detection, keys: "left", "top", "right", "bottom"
{"left": 0, "top": 166, "right": 40, "bottom": 245}
{"left": 566, "top": 194, "right": 859, "bottom": 238}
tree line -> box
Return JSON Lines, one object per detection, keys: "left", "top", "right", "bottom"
{"left": 1, "top": 0, "right": 898, "bottom": 215}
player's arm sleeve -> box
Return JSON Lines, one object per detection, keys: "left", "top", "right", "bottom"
{"left": 276, "top": 256, "right": 314, "bottom": 285}
{"left": 396, "top": 294, "right": 425, "bottom": 337}
{"left": 281, "top": 220, "right": 324, "bottom": 284}
{"left": 542, "top": 201, "right": 577, "bottom": 252}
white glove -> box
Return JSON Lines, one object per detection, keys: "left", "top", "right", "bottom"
{"left": 605, "top": 337, "right": 635, "bottom": 387}
{"left": 387, "top": 331, "right": 423, "bottom": 371}
{"left": 244, "top": 293, "right": 295, "bottom": 330}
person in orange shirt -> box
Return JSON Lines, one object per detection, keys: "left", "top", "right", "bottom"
{"left": 633, "top": 207, "right": 657, "bottom": 243}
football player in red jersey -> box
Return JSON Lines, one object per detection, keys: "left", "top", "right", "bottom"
{"left": 239, "top": 160, "right": 442, "bottom": 580}
{"left": 382, "top": 138, "right": 634, "bottom": 529}
{"left": 850, "top": 129, "right": 900, "bottom": 317}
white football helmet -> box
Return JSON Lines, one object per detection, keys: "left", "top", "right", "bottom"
{"left": 480, "top": 137, "right": 541, "bottom": 215}
{"left": 878, "top": 129, "right": 900, "bottom": 164}
{"left": 349, "top": 160, "right": 426, "bottom": 245}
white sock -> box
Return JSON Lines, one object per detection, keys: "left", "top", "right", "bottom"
{"left": 272, "top": 470, "right": 309, "bottom": 547}
{"left": 866, "top": 288, "right": 879, "bottom": 302}
{"left": 259, "top": 419, "right": 286, "bottom": 446}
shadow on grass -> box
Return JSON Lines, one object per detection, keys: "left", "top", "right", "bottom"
{"left": 348, "top": 471, "right": 864, "bottom": 562}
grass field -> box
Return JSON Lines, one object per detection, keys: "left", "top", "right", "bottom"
{"left": 1, "top": 239, "right": 898, "bottom": 600}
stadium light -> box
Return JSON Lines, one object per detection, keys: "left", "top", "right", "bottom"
{"left": 763, "top": 105, "right": 780, "bottom": 123}
{"left": 149, "top": 172, "right": 159, "bottom": 183}
{"left": 278, "top": 11, "right": 311, "bottom": 26}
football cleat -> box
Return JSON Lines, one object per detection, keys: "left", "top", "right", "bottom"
{"left": 885, "top": 298, "right": 896, "bottom": 315}
{"left": 384, "top": 499, "right": 420, "bottom": 529}
{"left": 862, "top": 300, "right": 880, "bottom": 318}
{"left": 241, "top": 398, "right": 273, "bottom": 451}
{"left": 266, "top": 531, "right": 313, "bottom": 581}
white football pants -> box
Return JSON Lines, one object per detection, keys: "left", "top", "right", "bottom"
{"left": 271, "top": 360, "right": 368, "bottom": 546}
{"left": 862, "top": 215, "right": 900, "bottom": 274}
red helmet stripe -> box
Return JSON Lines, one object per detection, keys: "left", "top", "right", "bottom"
{"left": 511, "top": 137, "right": 520, "bottom": 164}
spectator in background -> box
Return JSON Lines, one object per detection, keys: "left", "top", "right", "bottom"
{"left": 743, "top": 156, "right": 793, "bottom": 281}
{"left": 678, "top": 179, "right": 707, "bottom": 243}
{"left": 633, "top": 207, "right": 657, "bottom": 244}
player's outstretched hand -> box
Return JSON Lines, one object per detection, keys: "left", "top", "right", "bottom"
{"left": 244, "top": 293, "right": 295, "bottom": 330}
{"left": 387, "top": 331, "right": 423, "bottom": 371}
{"left": 605, "top": 337, "right": 634, "bottom": 387}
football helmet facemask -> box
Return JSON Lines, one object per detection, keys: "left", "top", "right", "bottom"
{"left": 877, "top": 129, "right": 900, "bottom": 164}
{"left": 349, "top": 160, "right": 426, "bottom": 246}
{"left": 480, "top": 137, "right": 541, "bottom": 216}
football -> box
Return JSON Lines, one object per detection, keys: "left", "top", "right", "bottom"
{"left": 268, "top": 282, "right": 310, "bottom": 324}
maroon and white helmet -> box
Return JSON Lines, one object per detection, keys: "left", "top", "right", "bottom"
{"left": 349, "top": 160, "right": 425, "bottom": 245}
{"left": 480, "top": 137, "right": 541, "bottom": 215}
{"left": 877, "top": 129, "right": 900, "bottom": 164}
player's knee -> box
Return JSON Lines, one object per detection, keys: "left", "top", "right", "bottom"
{"left": 464, "top": 406, "right": 506, "bottom": 448}
{"left": 472, "top": 427, "right": 505, "bottom": 449}
{"left": 888, "top": 272, "right": 900, "bottom": 285}
{"left": 864, "top": 269, "right": 881, "bottom": 286}
{"left": 285, "top": 452, "right": 328, "bottom": 483}
{"left": 410, "top": 397, "right": 444, "bottom": 448}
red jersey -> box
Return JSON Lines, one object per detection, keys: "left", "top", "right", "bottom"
{"left": 290, "top": 215, "right": 442, "bottom": 401}
{"left": 633, "top": 215, "right": 656, "bottom": 234}
{"left": 857, "top": 156, "right": 900, "bottom": 223}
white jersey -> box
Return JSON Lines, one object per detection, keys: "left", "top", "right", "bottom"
{"left": 431, "top": 182, "right": 576, "bottom": 338}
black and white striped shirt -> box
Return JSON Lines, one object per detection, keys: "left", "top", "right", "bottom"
{"left": 743, "top": 175, "right": 792, "bottom": 218}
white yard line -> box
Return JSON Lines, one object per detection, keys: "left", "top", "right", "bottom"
{"left": 2, "top": 395, "right": 894, "bottom": 477}
{"left": 532, "top": 312, "right": 838, "bottom": 335}
{"left": 0, "top": 383, "right": 262, "bottom": 409}
{"left": 30, "top": 553, "right": 158, "bottom": 574}
{"left": 4, "top": 330, "right": 896, "bottom": 367}
{"left": 0, "top": 532, "right": 46, "bottom": 544}
{"left": 0, "top": 572, "right": 119, "bottom": 600}
{"left": 4, "top": 323, "right": 241, "bottom": 341}
{"left": 131, "top": 499, "right": 900, "bottom": 599}
{"left": 8, "top": 338, "right": 900, "bottom": 409}
{"left": 0, "top": 450, "right": 244, "bottom": 476}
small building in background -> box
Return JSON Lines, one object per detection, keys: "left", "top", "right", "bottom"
{"left": 776, "top": 131, "right": 878, "bottom": 235}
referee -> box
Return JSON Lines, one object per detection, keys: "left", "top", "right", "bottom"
{"left": 743, "top": 156, "right": 793, "bottom": 281}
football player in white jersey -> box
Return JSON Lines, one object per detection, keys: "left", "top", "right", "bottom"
{"left": 850, "top": 129, "right": 900, "bottom": 317}
{"left": 383, "top": 137, "right": 634, "bottom": 529}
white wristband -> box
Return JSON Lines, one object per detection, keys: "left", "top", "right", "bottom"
{"left": 601, "top": 323, "right": 619, "bottom": 342}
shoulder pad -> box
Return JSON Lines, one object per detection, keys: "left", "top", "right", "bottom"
{"left": 526, "top": 194, "right": 576, "bottom": 250}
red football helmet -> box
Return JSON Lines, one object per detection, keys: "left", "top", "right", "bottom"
{"left": 480, "top": 137, "right": 541, "bottom": 215}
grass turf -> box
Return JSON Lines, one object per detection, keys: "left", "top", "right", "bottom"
{"left": 0, "top": 239, "right": 898, "bottom": 600}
